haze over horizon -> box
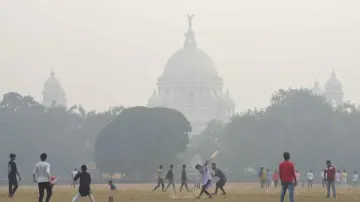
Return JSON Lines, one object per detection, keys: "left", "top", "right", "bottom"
{"left": 1, "top": 0, "right": 360, "bottom": 112}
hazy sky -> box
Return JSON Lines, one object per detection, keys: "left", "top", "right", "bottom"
{"left": 1, "top": 0, "right": 360, "bottom": 111}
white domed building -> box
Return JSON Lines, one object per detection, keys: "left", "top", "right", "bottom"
{"left": 148, "top": 16, "right": 236, "bottom": 134}
{"left": 42, "top": 69, "right": 67, "bottom": 107}
{"left": 311, "top": 69, "right": 344, "bottom": 106}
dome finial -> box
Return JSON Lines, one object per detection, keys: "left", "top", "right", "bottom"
{"left": 50, "top": 68, "right": 55, "bottom": 77}
{"left": 184, "top": 14, "right": 197, "bottom": 48}
{"left": 332, "top": 68, "right": 336, "bottom": 78}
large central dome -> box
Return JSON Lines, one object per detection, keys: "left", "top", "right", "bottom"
{"left": 162, "top": 46, "right": 218, "bottom": 77}
{"left": 160, "top": 24, "right": 219, "bottom": 79}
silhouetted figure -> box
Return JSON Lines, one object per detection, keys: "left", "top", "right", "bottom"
{"left": 180, "top": 164, "right": 190, "bottom": 192}
{"left": 211, "top": 163, "right": 226, "bottom": 195}
{"left": 72, "top": 164, "right": 95, "bottom": 202}
{"left": 164, "top": 164, "right": 176, "bottom": 194}
{"left": 8, "top": 153, "right": 21, "bottom": 198}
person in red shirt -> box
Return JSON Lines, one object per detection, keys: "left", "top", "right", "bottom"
{"left": 272, "top": 169, "right": 279, "bottom": 188}
{"left": 324, "top": 160, "right": 336, "bottom": 199}
{"left": 279, "top": 152, "right": 297, "bottom": 202}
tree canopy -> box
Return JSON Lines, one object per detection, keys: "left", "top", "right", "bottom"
{"left": 95, "top": 106, "right": 191, "bottom": 181}
{"left": 195, "top": 88, "right": 360, "bottom": 181}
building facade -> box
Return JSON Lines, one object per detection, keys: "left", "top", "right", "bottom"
{"left": 148, "top": 16, "right": 236, "bottom": 134}
{"left": 42, "top": 69, "right": 67, "bottom": 107}
{"left": 311, "top": 69, "right": 344, "bottom": 106}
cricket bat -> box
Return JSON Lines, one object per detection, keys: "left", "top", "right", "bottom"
{"left": 209, "top": 150, "right": 220, "bottom": 160}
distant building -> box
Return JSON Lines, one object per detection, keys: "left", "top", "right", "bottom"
{"left": 311, "top": 69, "right": 344, "bottom": 106}
{"left": 147, "top": 16, "right": 236, "bottom": 134}
{"left": 42, "top": 69, "right": 67, "bottom": 107}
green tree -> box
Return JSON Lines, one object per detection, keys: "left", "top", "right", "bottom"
{"left": 95, "top": 106, "right": 191, "bottom": 181}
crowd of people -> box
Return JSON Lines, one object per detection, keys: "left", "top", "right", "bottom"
{"left": 152, "top": 162, "right": 227, "bottom": 199}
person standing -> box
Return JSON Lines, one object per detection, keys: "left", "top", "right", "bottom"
{"left": 307, "top": 170, "right": 314, "bottom": 188}
{"left": 266, "top": 168, "right": 271, "bottom": 189}
{"left": 258, "top": 166, "right": 266, "bottom": 188}
{"left": 295, "top": 170, "right": 301, "bottom": 188}
{"left": 71, "top": 165, "right": 96, "bottom": 202}
{"left": 324, "top": 160, "right": 336, "bottom": 199}
{"left": 341, "top": 169, "right": 348, "bottom": 188}
{"left": 8, "top": 153, "right": 21, "bottom": 198}
{"left": 279, "top": 152, "right": 297, "bottom": 202}
{"left": 352, "top": 171, "right": 358, "bottom": 188}
{"left": 180, "top": 164, "right": 190, "bottom": 192}
{"left": 335, "top": 170, "right": 341, "bottom": 185}
{"left": 33, "top": 153, "right": 52, "bottom": 202}
{"left": 152, "top": 165, "right": 165, "bottom": 192}
{"left": 211, "top": 162, "right": 227, "bottom": 195}
{"left": 164, "top": 164, "right": 176, "bottom": 194}
{"left": 272, "top": 169, "right": 279, "bottom": 188}
{"left": 72, "top": 168, "right": 79, "bottom": 188}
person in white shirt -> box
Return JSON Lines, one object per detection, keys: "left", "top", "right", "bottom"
{"left": 32, "top": 153, "right": 52, "bottom": 202}
{"left": 195, "top": 160, "right": 212, "bottom": 199}
{"left": 307, "top": 170, "right": 314, "bottom": 188}
{"left": 72, "top": 168, "right": 79, "bottom": 188}
{"left": 321, "top": 170, "right": 326, "bottom": 188}
{"left": 352, "top": 171, "right": 358, "bottom": 188}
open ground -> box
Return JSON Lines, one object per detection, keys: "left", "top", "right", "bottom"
{"left": 1, "top": 183, "right": 359, "bottom": 202}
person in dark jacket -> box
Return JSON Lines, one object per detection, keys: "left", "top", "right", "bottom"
{"left": 71, "top": 165, "right": 95, "bottom": 202}
{"left": 8, "top": 153, "right": 21, "bottom": 198}
{"left": 164, "top": 164, "right": 176, "bottom": 194}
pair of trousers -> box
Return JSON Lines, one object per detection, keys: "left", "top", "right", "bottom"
{"left": 280, "top": 182, "right": 294, "bottom": 202}
{"left": 71, "top": 192, "right": 95, "bottom": 202}
{"left": 38, "top": 182, "right": 52, "bottom": 202}
{"left": 326, "top": 180, "right": 336, "bottom": 198}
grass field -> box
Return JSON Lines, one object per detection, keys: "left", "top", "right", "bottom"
{"left": 1, "top": 183, "right": 359, "bottom": 201}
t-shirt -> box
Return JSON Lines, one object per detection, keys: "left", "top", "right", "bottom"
{"left": 307, "top": 172, "right": 314, "bottom": 180}
{"left": 33, "top": 161, "right": 51, "bottom": 183}
{"left": 279, "top": 160, "right": 296, "bottom": 183}
{"left": 321, "top": 171, "right": 325, "bottom": 179}
{"left": 342, "top": 172, "right": 348, "bottom": 179}
{"left": 214, "top": 168, "right": 226, "bottom": 180}
{"left": 157, "top": 169, "right": 163, "bottom": 180}
{"left": 260, "top": 171, "right": 267, "bottom": 180}
{"left": 74, "top": 171, "right": 91, "bottom": 190}
{"left": 267, "top": 172, "right": 271, "bottom": 181}
{"left": 336, "top": 173, "right": 341, "bottom": 181}
{"left": 8, "top": 161, "right": 17, "bottom": 178}
{"left": 181, "top": 169, "right": 187, "bottom": 180}
{"left": 353, "top": 174, "right": 358, "bottom": 182}
{"left": 296, "top": 172, "right": 300, "bottom": 181}
{"left": 200, "top": 166, "right": 211, "bottom": 185}
{"left": 325, "top": 166, "right": 336, "bottom": 182}
{"left": 72, "top": 171, "right": 79, "bottom": 179}
{"left": 272, "top": 172, "right": 279, "bottom": 181}
{"left": 165, "top": 169, "right": 174, "bottom": 180}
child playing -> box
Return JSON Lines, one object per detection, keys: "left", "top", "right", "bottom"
{"left": 108, "top": 180, "right": 116, "bottom": 190}
{"left": 71, "top": 165, "right": 96, "bottom": 202}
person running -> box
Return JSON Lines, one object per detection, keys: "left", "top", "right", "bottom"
{"left": 279, "top": 152, "right": 297, "bottom": 202}
{"left": 8, "top": 153, "right": 21, "bottom": 198}
{"left": 152, "top": 165, "right": 164, "bottom": 192}
{"left": 71, "top": 164, "right": 96, "bottom": 202}
{"left": 33, "top": 153, "right": 52, "bottom": 202}
{"left": 307, "top": 170, "right": 314, "bottom": 188}
{"left": 352, "top": 171, "right": 358, "bottom": 188}
{"left": 195, "top": 160, "right": 212, "bottom": 199}
{"left": 72, "top": 168, "right": 79, "bottom": 188}
{"left": 341, "top": 169, "right": 348, "bottom": 188}
{"left": 211, "top": 162, "right": 226, "bottom": 195}
{"left": 180, "top": 164, "right": 190, "bottom": 192}
{"left": 164, "top": 164, "right": 176, "bottom": 194}
{"left": 335, "top": 170, "right": 341, "bottom": 185}
{"left": 272, "top": 169, "right": 279, "bottom": 188}
{"left": 324, "top": 160, "right": 336, "bottom": 199}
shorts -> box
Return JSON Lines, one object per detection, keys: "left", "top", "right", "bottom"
{"left": 202, "top": 180, "right": 212, "bottom": 189}
{"left": 216, "top": 179, "right": 226, "bottom": 187}
{"left": 8, "top": 176, "right": 18, "bottom": 186}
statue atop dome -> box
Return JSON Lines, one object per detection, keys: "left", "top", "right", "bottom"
{"left": 184, "top": 14, "right": 197, "bottom": 48}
